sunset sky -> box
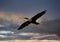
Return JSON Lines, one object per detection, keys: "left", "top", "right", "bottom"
{"left": 0, "top": 0, "right": 60, "bottom": 41}
{"left": 0, "top": 0, "right": 60, "bottom": 19}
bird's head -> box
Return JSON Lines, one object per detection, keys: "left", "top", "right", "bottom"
{"left": 24, "top": 17, "right": 29, "bottom": 20}
{"left": 24, "top": 17, "right": 32, "bottom": 22}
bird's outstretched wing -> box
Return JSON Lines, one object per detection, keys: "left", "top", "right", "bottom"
{"left": 18, "top": 21, "right": 31, "bottom": 30}
{"left": 31, "top": 10, "right": 46, "bottom": 21}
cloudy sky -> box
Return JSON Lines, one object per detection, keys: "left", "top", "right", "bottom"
{"left": 0, "top": 0, "right": 60, "bottom": 40}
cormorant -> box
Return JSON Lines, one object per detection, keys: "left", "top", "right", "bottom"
{"left": 18, "top": 10, "right": 47, "bottom": 30}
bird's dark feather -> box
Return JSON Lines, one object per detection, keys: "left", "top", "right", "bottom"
{"left": 18, "top": 10, "right": 46, "bottom": 30}
{"left": 31, "top": 10, "right": 46, "bottom": 21}
{"left": 18, "top": 21, "right": 31, "bottom": 30}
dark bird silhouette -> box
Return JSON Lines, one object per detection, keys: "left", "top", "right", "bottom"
{"left": 18, "top": 10, "right": 47, "bottom": 30}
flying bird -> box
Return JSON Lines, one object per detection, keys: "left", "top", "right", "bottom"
{"left": 18, "top": 10, "right": 47, "bottom": 30}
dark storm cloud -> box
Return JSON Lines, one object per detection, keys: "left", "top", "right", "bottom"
{"left": 0, "top": 0, "right": 60, "bottom": 40}
{"left": 0, "top": 0, "right": 4, "bottom": 9}
{"left": 0, "top": 0, "right": 12, "bottom": 10}
{"left": 0, "top": 18, "right": 19, "bottom": 33}
{"left": 19, "top": 19, "right": 60, "bottom": 36}
{"left": 0, "top": 18, "right": 60, "bottom": 40}
{"left": 0, "top": 0, "right": 60, "bottom": 19}
{"left": 0, "top": 18, "right": 18, "bottom": 40}
{"left": 35, "top": 19, "right": 60, "bottom": 35}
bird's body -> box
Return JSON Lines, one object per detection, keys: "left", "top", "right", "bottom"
{"left": 18, "top": 10, "right": 46, "bottom": 30}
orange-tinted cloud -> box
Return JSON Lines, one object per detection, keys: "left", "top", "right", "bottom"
{"left": 0, "top": 40, "right": 60, "bottom": 42}
{"left": 0, "top": 11, "right": 28, "bottom": 24}
{"left": 0, "top": 11, "right": 44, "bottom": 24}
{"left": 30, "top": 34, "right": 58, "bottom": 40}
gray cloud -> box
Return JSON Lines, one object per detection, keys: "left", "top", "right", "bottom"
{"left": 36, "top": 19, "right": 60, "bottom": 35}
{"left": 0, "top": 17, "right": 60, "bottom": 40}
{"left": 19, "top": 19, "right": 60, "bottom": 36}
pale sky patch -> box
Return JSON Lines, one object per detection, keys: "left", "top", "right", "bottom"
{"left": 0, "top": 31, "right": 14, "bottom": 34}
